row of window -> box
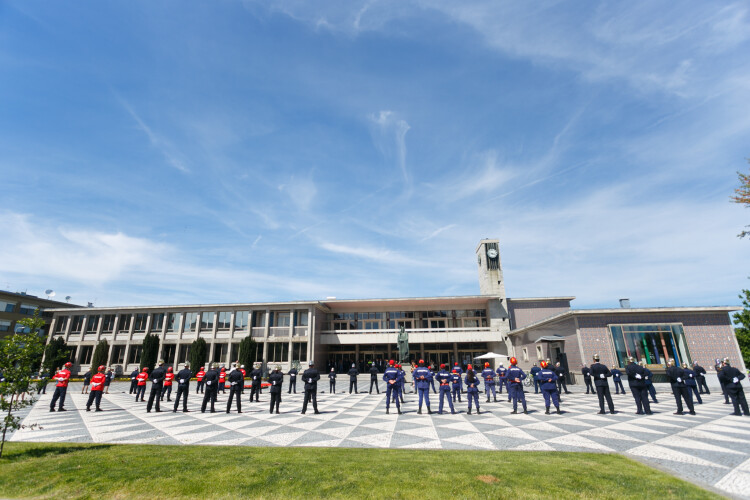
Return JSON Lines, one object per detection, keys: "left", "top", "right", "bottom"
{"left": 0, "top": 300, "right": 44, "bottom": 315}
{"left": 56, "top": 310, "right": 310, "bottom": 335}
{"left": 324, "top": 309, "right": 488, "bottom": 331}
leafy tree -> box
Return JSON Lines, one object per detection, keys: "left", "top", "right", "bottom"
{"left": 0, "top": 311, "right": 45, "bottom": 458}
{"left": 731, "top": 162, "right": 750, "bottom": 238}
{"left": 732, "top": 290, "right": 750, "bottom": 368}
{"left": 237, "top": 336, "right": 257, "bottom": 370}
{"left": 42, "top": 337, "right": 71, "bottom": 376}
{"left": 140, "top": 334, "right": 160, "bottom": 372}
{"left": 189, "top": 338, "right": 208, "bottom": 372}
{"left": 91, "top": 339, "right": 109, "bottom": 370}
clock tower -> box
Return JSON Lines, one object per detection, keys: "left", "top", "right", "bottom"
{"left": 476, "top": 239, "right": 506, "bottom": 297}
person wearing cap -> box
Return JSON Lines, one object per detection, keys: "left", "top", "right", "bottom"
{"left": 538, "top": 361, "right": 561, "bottom": 415}
{"left": 507, "top": 357, "right": 528, "bottom": 414}
{"left": 81, "top": 369, "right": 92, "bottom": 394}
{"left": 195, "top": 366, "right": 206, "bottom": 394}
{"left": 529, "top": 362, "right": 541, "bottom": 394}
{"left": 129, "top": 367, "right": 139, "bottom": 394}
{"left": 435, "top": 363, "right": 455, "bottom": 414}
{"left": 301, "top": 361, "right": 320, "bottom": 414}
{"left": 682, "top": 362, "right": 703, "bottom": 405}
{"left": 369, "top": 362, "right": 380, "bottom": 394}
{"left": 450, "top": 368, "right": 462, "bottom": 402}
{"left": 174, "top": 363, "right": 192, "bottom": 413}
{"left": 625, "top": 357, "right": 651, "bottom": 415}
{"left": 496, "top": 362, "right": 509, "bottom": 401}
{"left": 554, "top": 362, "right": 571, "bottom": 395}
{"left": 581, "top": 364, "right": 596, "bottom": 395}
{"left": 161, "top": 366, "right": 175, "bottom": 402}
{"left": 640, "top": 360, "right": 658, "bottom": 404}
{"left": 453, "top": 362, "right": 464, "bottom": 394}
{"left": 590, "top": 354, "right": 615, "bottom": 414}
{"left": 226, "top": 362, "right": 244, "bottom": 413}
{"left": 49, "top": 362, "right": 72, "bottom": 412}
{"left": 610, "top": 366, "right": 625, "bottom": 395}
{"left": 481, "top": 362, "right": 497, "bottom": 403}
{"left": 666, "top": 359, "right": 695, "bottom": 415}
{"left": 692, "top": 362, "right": 709, "bottom": 394}
{"left": 218, "top": 366, "right": 227, "bottom": 394}
{"left": 716, "top": 360, "right": 730, "bottom": 404}
{"left": 104, "top": 367, "right": 114, "bottom": 394}
{"left": 413, "top": 359, "right": 433, "bottom": 414}
{"left": 201, "top": 364, "right": 219, "bottom": 413}
{"left": 85, "top": 365, "right": 107, "bottom": 412}
{"left": 328, "top": 368, "right": 337, "bottom": 393}
{"left": 718, "top": 359, "right": 749, "bottom": 416}
{"left": 147, "top": 361, "right": 167, "bottom": 413}
{"left": 465, "top": 365, "right": 482, "bottom": 415}
{"left": 288, "top": 365, "right": 298, "bottom": 394}
{"left": 135, "top": 367, "right": 149, "bottom": 402}
{"left": 348, "top": 363, "right": 359, "bottom": 394}
{"left": 268, "top": 365, "right": 284, "bottom": 414}
{"left": 249, "top": 362, "right": 263, "bottom": 402}
{"left": 383, "top": 360, "right": 402, "bottom": 414}
{"left": 396, "top": 364, "right": 406, "bottom": 403}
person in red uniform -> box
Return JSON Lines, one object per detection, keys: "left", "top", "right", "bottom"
{"left": 218, "top": 367, "right": 227, "bottom": 394}
{"left": 240, "top": 365, "right": 247, "bottom": 394}
{"left": 86, "top": 365, "right": 107, "bottom": 412}
{"left": 196, "top": 366, "right": 206, "bottom": 394}
{"left": 161, "top": 367, "right": 174, "bottom": 402}
{"left": 135, "top": 367, "right": 149, "bottom": 402}
{"left": 49, "top": 362, "right": 72, "bottom": 412}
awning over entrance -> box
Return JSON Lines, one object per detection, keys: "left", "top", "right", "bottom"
{"left": 473, "top": 352, "right": 509, "bottom": 360}
{"left": 534, "top": 335, "right": 565, "bottom": 343}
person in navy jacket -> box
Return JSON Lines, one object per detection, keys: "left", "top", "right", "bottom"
{"left": 581, "top": 365, "right": 595, "bottom": 395}
{"left": 465, "top": 365, "right": 481, "bottom": 414}
{"left": 610, "top": 367, "right": 625, "bottom": 394}
{"left": 435, "top": 364, "right": 456, "bottom": 414}
{"left": 496, "top": 363, "right": 509, "bottom": 400}
{"left": 383, "top": 360, "right": 402, "bottom": 414}
{"left": 538, "top": 361, "right": 560, "bottom": 414}
{"left": 450, "top": 369, "right": 462, "bottom": 402}
{"left": 481, "top": 362, "right": 497, "bottom": 402}
{"left": 507, "top": 357, "right": 527, "bottom": 414}
{"left": 682, "top": 363, "right": 703, "bottom": 404}
{"left": 328, "top": 368, "right": 336, "bottom": 393}
{"left": 413, "top": 359, "right": 433, "bottom": 414}
{"left": 591, "top": 354, "right": 616, "bottom": 414}
{"left": 529, "top": 363, "right": 541, "bottom": 394}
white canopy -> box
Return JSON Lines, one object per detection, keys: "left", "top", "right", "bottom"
{"left": 473, "top": 352, "right": 509, "bottom": 360}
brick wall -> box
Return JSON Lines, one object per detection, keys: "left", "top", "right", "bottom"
{"left": 507, "top": 299, "right": 572, "bottom": 330}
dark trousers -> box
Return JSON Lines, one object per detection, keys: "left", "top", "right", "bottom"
{"left": 510, "top": 384, "right": 527, "bottom": 411}
{"left": 533, "top": 378, "right": 539, "bottom": 393}
{"left": 438, "top": 386, "right": 454, "bottom": 413}
{"left": 557, "top": 378, "right": 569, "bottom": 394}
{"left": 161, "top": 385, "right": 172, "bottom": 401}
{"left": 647, "top": 383, "right": 658, "bottom": 402}
{"left": 671, "top": 385, "right": 695, "bottom": 413}
{"left": 349, "top": 379, "right": 358, "bottom": 393}
{"left": 270, "top": 392, "right": 281, "bottom": 413}
{"left": 697, "top": 377, "right": 710, "bottom": 394}
{"left": 218, "top": 382, "right": 226, "bottom": 393}
{"left": 250, "top": 384, "right": 261, "bottom": 401}
{"left": 288, "top": 379, "right": 296, "bottom": 393}
{"left": 613, "top": 379, "right": 625, "bottom": 394}
{"left": 50, "top": 386, "right": 67, "bottom": 410}
{"left": 467, "top": 390, "right": 479, "bottom": 411}
{"left": 596, "top": 385, "right": 615, "bottom": 413}
{"left": 452, "top": 385, "right": 461, "bottom": 402}
{"left": 41, "top": 382, "right": 47, "bottom": 394}
{"left": 227, "top": 385, "right": 242, "bottom": 413}
{"left": 135, "top": 385, "right": 146, "bottom": 401}
{"left": 542, "top": 388, "right": 560, "bottom": 408}
{"left": 430, "top": 378, "right": 437, "bottom": 394}
{"left": 584, "top": 378, "right": 595, "bottom": 394}
{"left": 728, "top": 388, "right": 750, "bottom": 415}
{"left": 386, "top": 383, "right": 401, "bottom": 409}
{"left": 196, "top": 380, "right": 204, "bottom": 393}
{"left": 302, "top": 388, "right": 318, "bottom": 413}
{"left": 174, "top": 386, "right": 189, "bottom": 411}
{"left": 201, "top": 388, "right": 217, "bottom": 412}
{"left": 129, "top": 380, "right": 137, "bottom": 394}
{"left": 329, "top": 381, "right": 335, "bottom": 393}
{"left": 369, "top": 379, "right": 379, "bottom": 393}
{"left": 630, "top": 386, "right": 651, "bottom": 414}
{"left": 687, "top": 384, "right": 703, "bottom": 404}
{"left": 86, "top": 390, "right": 103, "bottom": 410}
{"left": 719, "top": 380, "right": 729, "bottom": 403}
{"left": 147, "top": 386, "right": 162, "bottom": 412}
{"left": 485, "top": 383, "right": 496, "bottom": 401}
{"left": 417, "top": 387, "right": 431, "bottom": 409}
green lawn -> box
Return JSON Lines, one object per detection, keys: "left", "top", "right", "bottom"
{"left": 0, "top": 442, "right": 719, "bottom": 499}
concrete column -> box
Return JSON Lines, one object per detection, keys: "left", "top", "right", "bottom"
{"left": 262, "top": 309, "right": 270, "bottom": 368}
{"left": 355, "top": 344, "right": 360, "bottom": 364}
{"left": 63, "top": 313, "right": 72, "bottom": 342}
{"left": 287, "top": 310, "right": 295, "bottom": 371}
{"left": 307, "top": 308, "right": 313, "bottom": 364}
{"left": 106, "top": 342, "right": 114, "bottom": 367}
{"left": 420, "top": 342, "right": 425, "bottom": 360}
{"left": 453, "top": 342, "right": 458, "bottom": 363}
{"left": 95, "top": 315, "right": 103, "bottom": 341}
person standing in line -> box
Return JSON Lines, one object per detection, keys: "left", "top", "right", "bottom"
{"left": 610, "top": 367, "right": 625, "bottom": 395}
{"left": 450, "top": 368, "right": 462, "bottom": 403}
{"left": 693, "top": 361, "right": 710, "bottom": 394}
{"left": 195, "top": 366, "right": 206, "bottom": 394}
{"left": 226, "top": 363, "right": 243, "bottom": 413}
{"left": 496, "top": 363, "right": 509, "bottom": 401}
{"left": 268, "top": 365, "right": 284, "bottom": 414}
{"left": 682, "top": 362, "right": 703, "bottom": 405}
{"left": 369, "top": 362, "right": 380, "bottom": 394}
{"left": 49, "top": 362, "right": 72, "bottom": 412}
{"left": 135, "top": 367, "right": 149, "bottom": 402}
{"left": 465, "top": 365, "right": 481, "bottom": 415}
{"left": 554, "top": 362, "right": 570, "bottom": 395}
{"left": 590, "top": 354, "right": 616, "bottom": 414}
{"left": 85, "top": 365, "right": 107, "bottom": 412}
{"left": 482, "top": 362, "right": 497, "bottom": 402}
{"left": 239, "top": 364, "right": 247, "bottom": 394}
{"left": 429, "top": 363, "right": 438, "bottom": 394}
{"left": 348, "top": 363, "right": 359, "bottom": 394}
{"left": 625, "top": 357, "right": 651, "bottom": 415}
{"left": 666, "top": 358, "right": 695, "bottom": 415}
{"left": 39, "top": 369, "right": 49, "bottom": 394}
{"left": 328, "top": 368, "right": 336, "bottom": 393}
{"left": 218, "top": 366, "right": 227, "bottom": 395}
{"left": 146, "top": 361, "right": 167, "bottom": 413}
{"left": 397, "top": 364, "right": 406, "bottom": 403}
{"left": 538, "top": 361, "right": 561, "bottom": 415}
{"left": 581, "top": 364, "right": 596, "bottom": 395}
{"left": 640, "top": 361, "right": 659, "bottom": 404}
{"left": 201, "top": 364, "right": 219, "bottom": 413}
{"left": 435, "top": 363, "right": 455, "bottom": 415}
{"left": 249, "top": 363, "right": 263, "bottom": 402}
{"left": 173, "top": 363, "right": 192, "bottom": 413}
{"left": 453, "top": 362, "right": 464, "bottom": 394}
{"left": 413, "top": 359, "right": 433, "bottom": 415}
{"left": 529, "top": 362, "right": 541, "bottom": 394}
{"left": 81, "top": 369, "right": 92, "bottom": 394}
{"left": 129, "top": 368, "right": 139, "bottom": 394}
{"left": 383, "top": 360, "right": 402, "bottom": 414}
{"left": 719, "top": 360, "right": 749, "bottom": 416}
{"left": 288, "top": 365, "right": 298, "bottom": 394}
{"left": 301, "top": 361, "right": 320, "bottom": 415}
{"left": 507, "top": 357, "right": 527, "bottom": 414}
{"left": 161, "top": 367, "right": 174, "bottom": 402}
{"left": 104, "top": 368, "right": 114, "bottom": 394}
{"left": 716, "top": 359, "right": 730, "bottom": 404}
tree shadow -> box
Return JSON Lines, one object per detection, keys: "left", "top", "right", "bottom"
{"left": 3, "top": 443, "right": 113, "bottom": 460}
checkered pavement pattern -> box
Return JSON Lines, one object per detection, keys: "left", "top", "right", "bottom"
{"left": 10, "top": 381, "right": 750, "bottom": 499}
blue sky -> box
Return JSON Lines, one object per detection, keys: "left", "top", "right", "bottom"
{"left": 1, "top": 1, "right": 749, "bottom": 309}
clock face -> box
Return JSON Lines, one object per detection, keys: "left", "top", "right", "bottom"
{"left": 487, "top": 248, "right": 498, "bottom": 259}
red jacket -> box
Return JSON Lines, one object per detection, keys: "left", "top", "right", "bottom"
{"left": 54, "top": 369, "right": 71, "bottom": 388}
{"left": 219, "top": 370, "right": 226, "bottom": 383}
{"left": 136, "top": 372, "right": 149, "bottom": 386}
{"left": 90, "top": 373, "right": 106, "bottom": 391}
{"left": 164, "top": 373, "right": 174, "bottom": 386}
{"left": 196, "top": 370, "right": 205, "bottom": 381}
{"left": 240, "top": 369, "right": 246, "bottom": 377}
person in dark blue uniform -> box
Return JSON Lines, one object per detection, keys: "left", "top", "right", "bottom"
{"left": 249, "top": 363, "right": 263, "bottom": 402}
{"left": 507, "top": 357, "right": 527, "bottom": 414}
{"left": 719, "top": 360, "right": 749, "bottom": 416}
{"left": 590, "top": 354, "right": 616, "bottom": 414}
{"left": 682, "top": 362, "right": 703, "bottom": 404}
{"left": 413, "top": 359, "right": 433, "bottom": 414}
{"left": 383, "top": 360, "right": 402, "bottom": 414}
{"left": 692, "top": 362, "right": 709, "bottom": 394}
{"left": 450, "top": 369, "right": 462, "bottom": 402}
{"left": 529, "top": 363, "right": 541, "bottom": 394}
{"left": 301, "top": 361, "right": 320, "bottom": 414}
{"left": 481, "top": 362, "right": 497, "bottom": 402}
{"left": 666, "top": 359, "right": 695, "bottom": 415}
{"left": 146, "top": 361, "right": 167, "bottom": 413}
{"left": 201, "top": 364, "right": 219, "bottom": 413}
{"left": 554, "top": 362, "right": 570, "bottom": 395}
{"left": 640, "top": 361, "right": 658, "bottom": 403}
{"left": 435, "top": 364, "right": 455, "bottom": 414}
{"left": 538, "top": 361, "right": 560, "bottom": 414}
{"left": 327, "top": 367, "right": 336, "bottom": 393}
{"left": 226, "top": 363, "right": 244, "bottom": 413}
{"left": 453, "top": 362, "right": 464, "bottom": 393}
{"left": 496, "top": 363, "right": 509, "bottom": 400}
{"left": 369, "top": 363, "right": 380, "bottom": 394}
{"left": 429, "top": 363, "right": 438, "bottom": 394}
{"left": 716, "top": 360, "right": 730, "bottom": 404}
{"left": 81, "top": 369, "right": 92, "bottom": 394}
{"left": 287, "top": 366, "right": 298, "bottom": 394}
{"left": 129, "top": 368, "right": 139, "bottom": 394}
{"left": 173, "top": 363, "right": 192, "bottom": 413}
{"left": 610, "top": 367, "right": 625, "bottom": 394}
{"left": 347, "top": 364, "right": 359, "bottom": 394}
{"left": 397, "top": 364, "right": 406, "bottom": 403}
{"left": 268, "top": 365, "right": 284, "bottom": 414}
{"left": 625, "top": 357, "right": 651, "bottom": 415}
{"left": 465, "top": 365, "right": 481, "bottom": 415}
{"left": 581, "top": 365, "right": 595, "bottom": 395}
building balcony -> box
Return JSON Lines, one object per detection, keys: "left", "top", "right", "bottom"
{"left": 319, "top": 327, "right": 499, "bottom": 345}
{"left": 269, "top": 326, "right": 289, "bottom": 338}
{"left": 293, "top": 327, "right": 308, "bottom": 337}
{"left": 251, "top": 327, "right": 265, "bottom": 338}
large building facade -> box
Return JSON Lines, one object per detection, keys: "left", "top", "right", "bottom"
{"left": 0, "top": 289, "right": 80, "bottom": 339}
{"left": 44, "top": 239, "right": 745, "bottom": 378}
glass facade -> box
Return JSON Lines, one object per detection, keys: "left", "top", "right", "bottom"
{"left": 54, "top": 317, "right": 68, "bottom": 333}
{"left": 184, "top": 313, "right": 198, "bottom": 332}
{"left": 85, "top": 315, "right": 99, "bottom": 333}
{"left": 609, "top": 324, "right": 692, "bottom": 368}
{"left": 151, "top": 313, "right": 165, "bottom": 332}
{"left": 70, "top": 315, "right": 84, "bottom": 333}
{"left": 118, "top": 314, "right": 132, "bottom": 332}
{"left": 102, "top": 315, "right": 115, "bottom": 333}
{"left": 217, "top": 311, "right": 231, "bottom": 330}
{"left": 234, "top": 311, "right": 249, "bottom": 330}
{"left": 133, "top": 313, "right": 148, "bottom": 332}
{"left": 200, "top": 312, "right": 215, "bottom": 331}
{"left": 1, "top": 301, "right": 15, "bottom": 313}
{"left": 325, "top": 309, "right": 488, "bottom": 331}
{"left": 167, "top": 313, "right": 181, "bottom": 332}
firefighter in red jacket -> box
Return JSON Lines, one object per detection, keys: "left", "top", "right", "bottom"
{"left": 49, "top": 362, "right": 72, "bottom": 412}
{"left": 135, "top": 367, "right": 149, "bottom": 402}
{"left": 196, "top": 367, "right": 206, "bottom": 394}
{"left": 161, "top": 367, "right": 175, "bottom": 402}
{"left": 86, "top": 365, "right": 107, "bottom": 412}
{"left": 218, "top": 367, "right": 227, "bottom": 394}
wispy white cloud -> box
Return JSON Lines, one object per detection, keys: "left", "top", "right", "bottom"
{"left": 278, "top": 171, "right": 317, "bottom": 211}
{"left": 369, "top": 110, "right": 411, "bottom": 190}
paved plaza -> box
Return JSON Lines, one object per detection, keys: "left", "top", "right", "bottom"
{"left": 10, "top": 379, "right": 750, "bottom": 499}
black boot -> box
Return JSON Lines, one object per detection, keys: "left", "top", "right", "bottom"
{"left": 467, "top": 409, "right": 472, "bottom": 415}
{"left": 386, "top": 408, "right": 390, "bottom": 414}
{"left": 545, "top": 407, "right": 550, "bottom": 415}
